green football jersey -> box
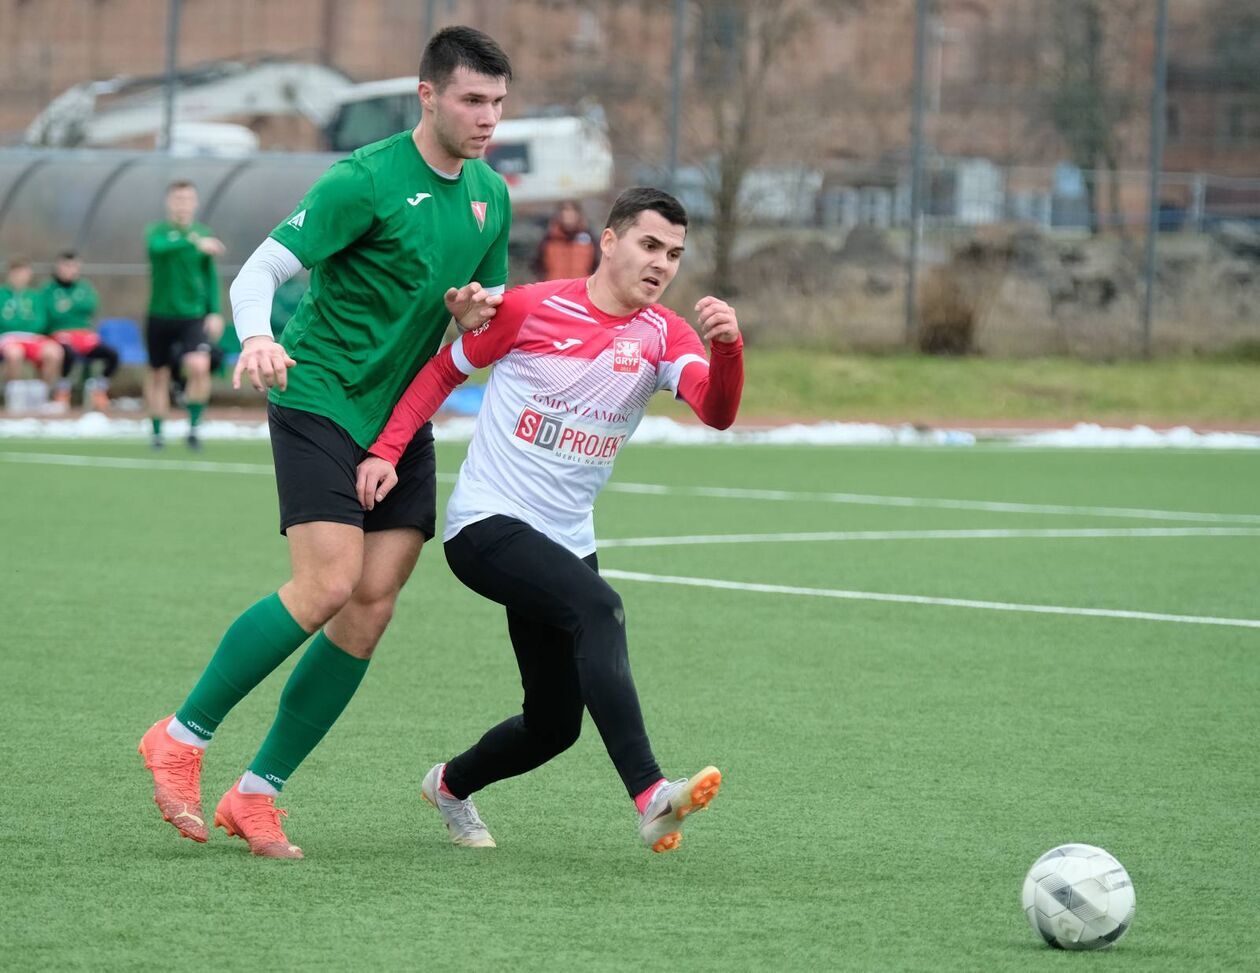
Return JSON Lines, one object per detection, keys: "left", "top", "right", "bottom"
{"left": 145, "top": 220, "right": 221, "bottom": 318}
{"left": 0, "top": 286, "right": 48, "bottom": 335}
{"left": 267, "top": 129, "right": 511, "bottom": 447}
{"left": 43, "top": 279, "right": 99, "bottom": 331}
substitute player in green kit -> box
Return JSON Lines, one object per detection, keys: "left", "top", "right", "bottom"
{"left": 137, "top": 26, "right": 513, "bottom": 859}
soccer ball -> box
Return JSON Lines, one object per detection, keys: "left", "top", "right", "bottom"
{"left": 1021, "top": 844, "right": 1135, "bottom": 950}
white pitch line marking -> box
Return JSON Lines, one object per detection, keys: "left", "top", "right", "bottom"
{"left": 606, "top": 481, "right": 1260, "bottom": 525}
{"left": 0, "top": 451, "right": 460, "bottom": 481}
{"left": 598, "top": 527, "right": 1260, "bottom": 548}
{"left": 4, "top": 451, "right": 1258, "bottom": 527}
{"left": 600, "top": 569, "right": 1260, "bottom": 630}
{"left": 0, "top": 451, "right": 275, "bottom": 475}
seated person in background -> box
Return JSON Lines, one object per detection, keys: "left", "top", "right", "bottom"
{"left": 44, "top": 250, "right": 118, "bottom": 412}
{"left": 535, "top": 200, "right": 597, "bottom": 280}
{"left": 0, "top": 257, "right": 65, "bottom": 406}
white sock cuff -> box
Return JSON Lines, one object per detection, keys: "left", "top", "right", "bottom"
{"left": 166, "top": 717, "right": 209, "bottom": 748}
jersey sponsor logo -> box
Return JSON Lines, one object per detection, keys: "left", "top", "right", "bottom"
{"left": 406, "top": 192, "right": 432, "bottom": 206}
{"left": 513, "top": 407, "right": 627, "bottom": 466}
{"left": 471, "top": 201, "right": 487, "bottom": 231}
{"left": 613, "top": 337, "right": 642, "bottom": 373}
{"left": 287, "top": 209, "right": 306, "bottom": 229}
{"left": 552, "top": 338, "right": 583, "bottom": 350}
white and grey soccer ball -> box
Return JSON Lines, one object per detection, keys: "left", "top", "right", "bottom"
{"left": 1022, "top": 844, "right": 1135, "bottom": 950}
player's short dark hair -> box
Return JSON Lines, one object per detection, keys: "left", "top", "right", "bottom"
{"left": 7, "top": 256, "right": 31, "bottom": 271}
{"left": 166, "top": 179, "right": 196, "bottom": 193}
{"left": 604, "top": 187, "right": 688, "bottom": 237}
{"left": 57, "top": 249, "right": 78, "bottom": 261}
{"left": 419, "top": 26, "right": 513, "bottom": 90}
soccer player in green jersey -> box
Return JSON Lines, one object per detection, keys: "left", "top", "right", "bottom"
{"left": 138, "top": 26, "right": 514, "bottom": 859}
{"left": 44, "top": 250, "right": 118, "bottom": 411}
{"left": 0, "top": 257, "right": 64, "bottom": 403}
{"left": 144, "top": 180, "right": 225, "bottom": 449}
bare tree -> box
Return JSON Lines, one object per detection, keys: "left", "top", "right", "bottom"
{"left": 1043, "top": 0, "right": 1143, "bottom": 235}
{"left": 565, "top": 1, "right": 860, "bottom": 294}
{"left": 688, "top": 0, "right": 860, "bottom": 293}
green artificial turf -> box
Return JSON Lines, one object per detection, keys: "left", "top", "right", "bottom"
{"left": 1, "top": 439, "right": 1257, "bottom": 970}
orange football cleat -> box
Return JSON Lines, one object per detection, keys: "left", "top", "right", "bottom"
{"left": 214, "top": 780, "right": 304, "bottom": 859}
{"left": 138, "top": 716, "right": 209, "bottom": 842}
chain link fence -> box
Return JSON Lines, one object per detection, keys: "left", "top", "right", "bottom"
{"left": 0, "top": 0, "right": 1257, "bottom": 358}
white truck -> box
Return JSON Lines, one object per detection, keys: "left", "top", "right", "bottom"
{"left": 25, "top": 63, "right": 614, "bottom": 204}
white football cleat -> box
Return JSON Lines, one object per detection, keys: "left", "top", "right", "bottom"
{"left": 420, "top": 763, "right": 496, "bottom": 848}
{"left": 637, "top": 766, "right": 721, "bottom": 853}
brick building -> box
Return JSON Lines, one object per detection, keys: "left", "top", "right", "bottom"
{"left": 0, "top": 0, "right": 1256, "bottom": 178}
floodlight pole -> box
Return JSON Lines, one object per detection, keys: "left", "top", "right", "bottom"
{"left": 904, "top": 0, "right": 931, "bottom": 347}
{"left": 159, "top": 0, "right": 183, "bottom": 152}
{"left": 423, "top": 0, "right": 437, "bottom": 46}
{"left": 667, "top": 0, "right": 686, "bottom": 193}
{"left": 1140, "top": 0, "right": 1170, "bottom": 359}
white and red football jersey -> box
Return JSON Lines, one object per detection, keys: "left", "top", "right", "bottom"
{"left": 371, "top": 277, "right": 743, "bottom": 556}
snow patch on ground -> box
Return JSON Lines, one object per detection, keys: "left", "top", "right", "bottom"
{"left": 1, "top": 414, "right": 1257, "bottom": 449}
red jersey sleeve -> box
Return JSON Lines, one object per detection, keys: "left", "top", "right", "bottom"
{"left": 367, "top": 286, "right": 536, "bottom": 464}
{"left": 657, "top": 308, "right": 744, "bottom": 431}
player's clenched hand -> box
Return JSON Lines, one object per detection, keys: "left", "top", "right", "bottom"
{"left": 192, "top": 234, "right": 226, "bottom": 257}
{"left": 695, "top": 296, "right": 740, "bottom": 344}
{"left": 445, "top": 281, "right": 503, "bottom": 333}
{"left": 203, "top": 313, "right": 224, "bottom": 342}
{"left": 232, "top": 336, "right": 297, "bottom": 392}
{"left": 356, "top": 456, "right": 398, "bottom": 511}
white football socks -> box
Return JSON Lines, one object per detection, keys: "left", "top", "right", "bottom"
{"left": 166, "top": 717, "right": 209, "bottom": 748}
{"left": 238, "top": 771, "right": 279, "bottom": 797}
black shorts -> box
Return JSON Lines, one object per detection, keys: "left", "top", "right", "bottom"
{"left": 268, "top": 402, "right": 437, "bottom": 538}
{"left": 146, "top": 315, "right": 217, "bottom": 370}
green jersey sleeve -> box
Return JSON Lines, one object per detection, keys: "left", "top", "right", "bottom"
{"left": 146, "top": 222, "right": 191, "bottom": 256}
{"left": 270, "top": 159, "right": 375, "bottom": 268}
{"left": 472, "top": 192, "right": 511, "bottom": 288}
{"left": 204, "top": 255, "right": 221, "bottom": 314}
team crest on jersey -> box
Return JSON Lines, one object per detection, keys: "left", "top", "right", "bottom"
{"left": 612, "top": 338, "right": 642, "bottom": 373}
{"left": 471, "top": 201, "right": 487, "bottom": 231}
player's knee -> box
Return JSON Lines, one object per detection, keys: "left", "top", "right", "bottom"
{"left": 529, "top": 707, "right": 583, "bottom": 755}
{"left": 578, "top": 587, "right": 625, "bottom": 632}
{"left": 301, "top": 575, "right": 358, "bottom": 624}
{"left": 42, "top": 343, "right": 64, "bottom": 364}
{"left": 354, "top": 591, "right": 397, "bottom": 640}
{"left": 184, "top": 353, "right": 210, "bottom": 377}
{"left": 2, "top": 344, "right": 21, "bottom": 363}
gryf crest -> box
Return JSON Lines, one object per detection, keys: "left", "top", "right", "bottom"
{"left": 612, "top": 338, "right": 642, "bottom": 373}
{"left": 471, "top": 201, "right": 487, "bottom": 231}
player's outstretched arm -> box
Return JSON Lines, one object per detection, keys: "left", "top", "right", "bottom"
{"left": 356, "top": 456, "right": 398, "bottom": 510}
{"left": 677, "top": 296, "right": 744, "bottom": 430}
{"left": 445, "top": 281, "right": 503, "bottom": 333}
{"left": 229, "top": 238, "right": 303, "bottom": 391}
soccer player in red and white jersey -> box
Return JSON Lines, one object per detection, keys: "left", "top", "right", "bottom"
{"left": 356, "top": 187, "right": 742, "bottom": 853}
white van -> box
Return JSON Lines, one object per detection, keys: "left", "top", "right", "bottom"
{"left": 325, "top": 78, "right": 613, "bottom": 205}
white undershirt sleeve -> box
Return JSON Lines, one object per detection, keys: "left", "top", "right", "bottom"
{"left": 229, "top": 238, "right": 304, "bottom": 344}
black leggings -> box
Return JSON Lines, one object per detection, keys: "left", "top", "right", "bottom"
{"left": 441, "top": 515, "right": 662, "bottom": 799}
{"left": 60, "top": 342, "right": 120, "bottom": 379}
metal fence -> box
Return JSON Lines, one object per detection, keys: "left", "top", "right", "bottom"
{"left": 0, "top": 0, "right": 1257, "bottom": 358}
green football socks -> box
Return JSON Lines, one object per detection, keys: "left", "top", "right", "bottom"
{"left": 187, "top": 402, "right": 204, "bottom": 428}
{"left": 247, "top": 632, "right": 370, "bottom": 790}
{"left": 174, "top": 592, "right": 310, "bottom": 741}
{"left": 151, "top": 416, "right": 163, "bottom": 437}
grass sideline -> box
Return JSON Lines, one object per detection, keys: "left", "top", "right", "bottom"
{"left": 1, "top": 440, "right": 1258, "bottom": 970}
{"left": 643, "top": 351, "right": 1260, "bottom": 425}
